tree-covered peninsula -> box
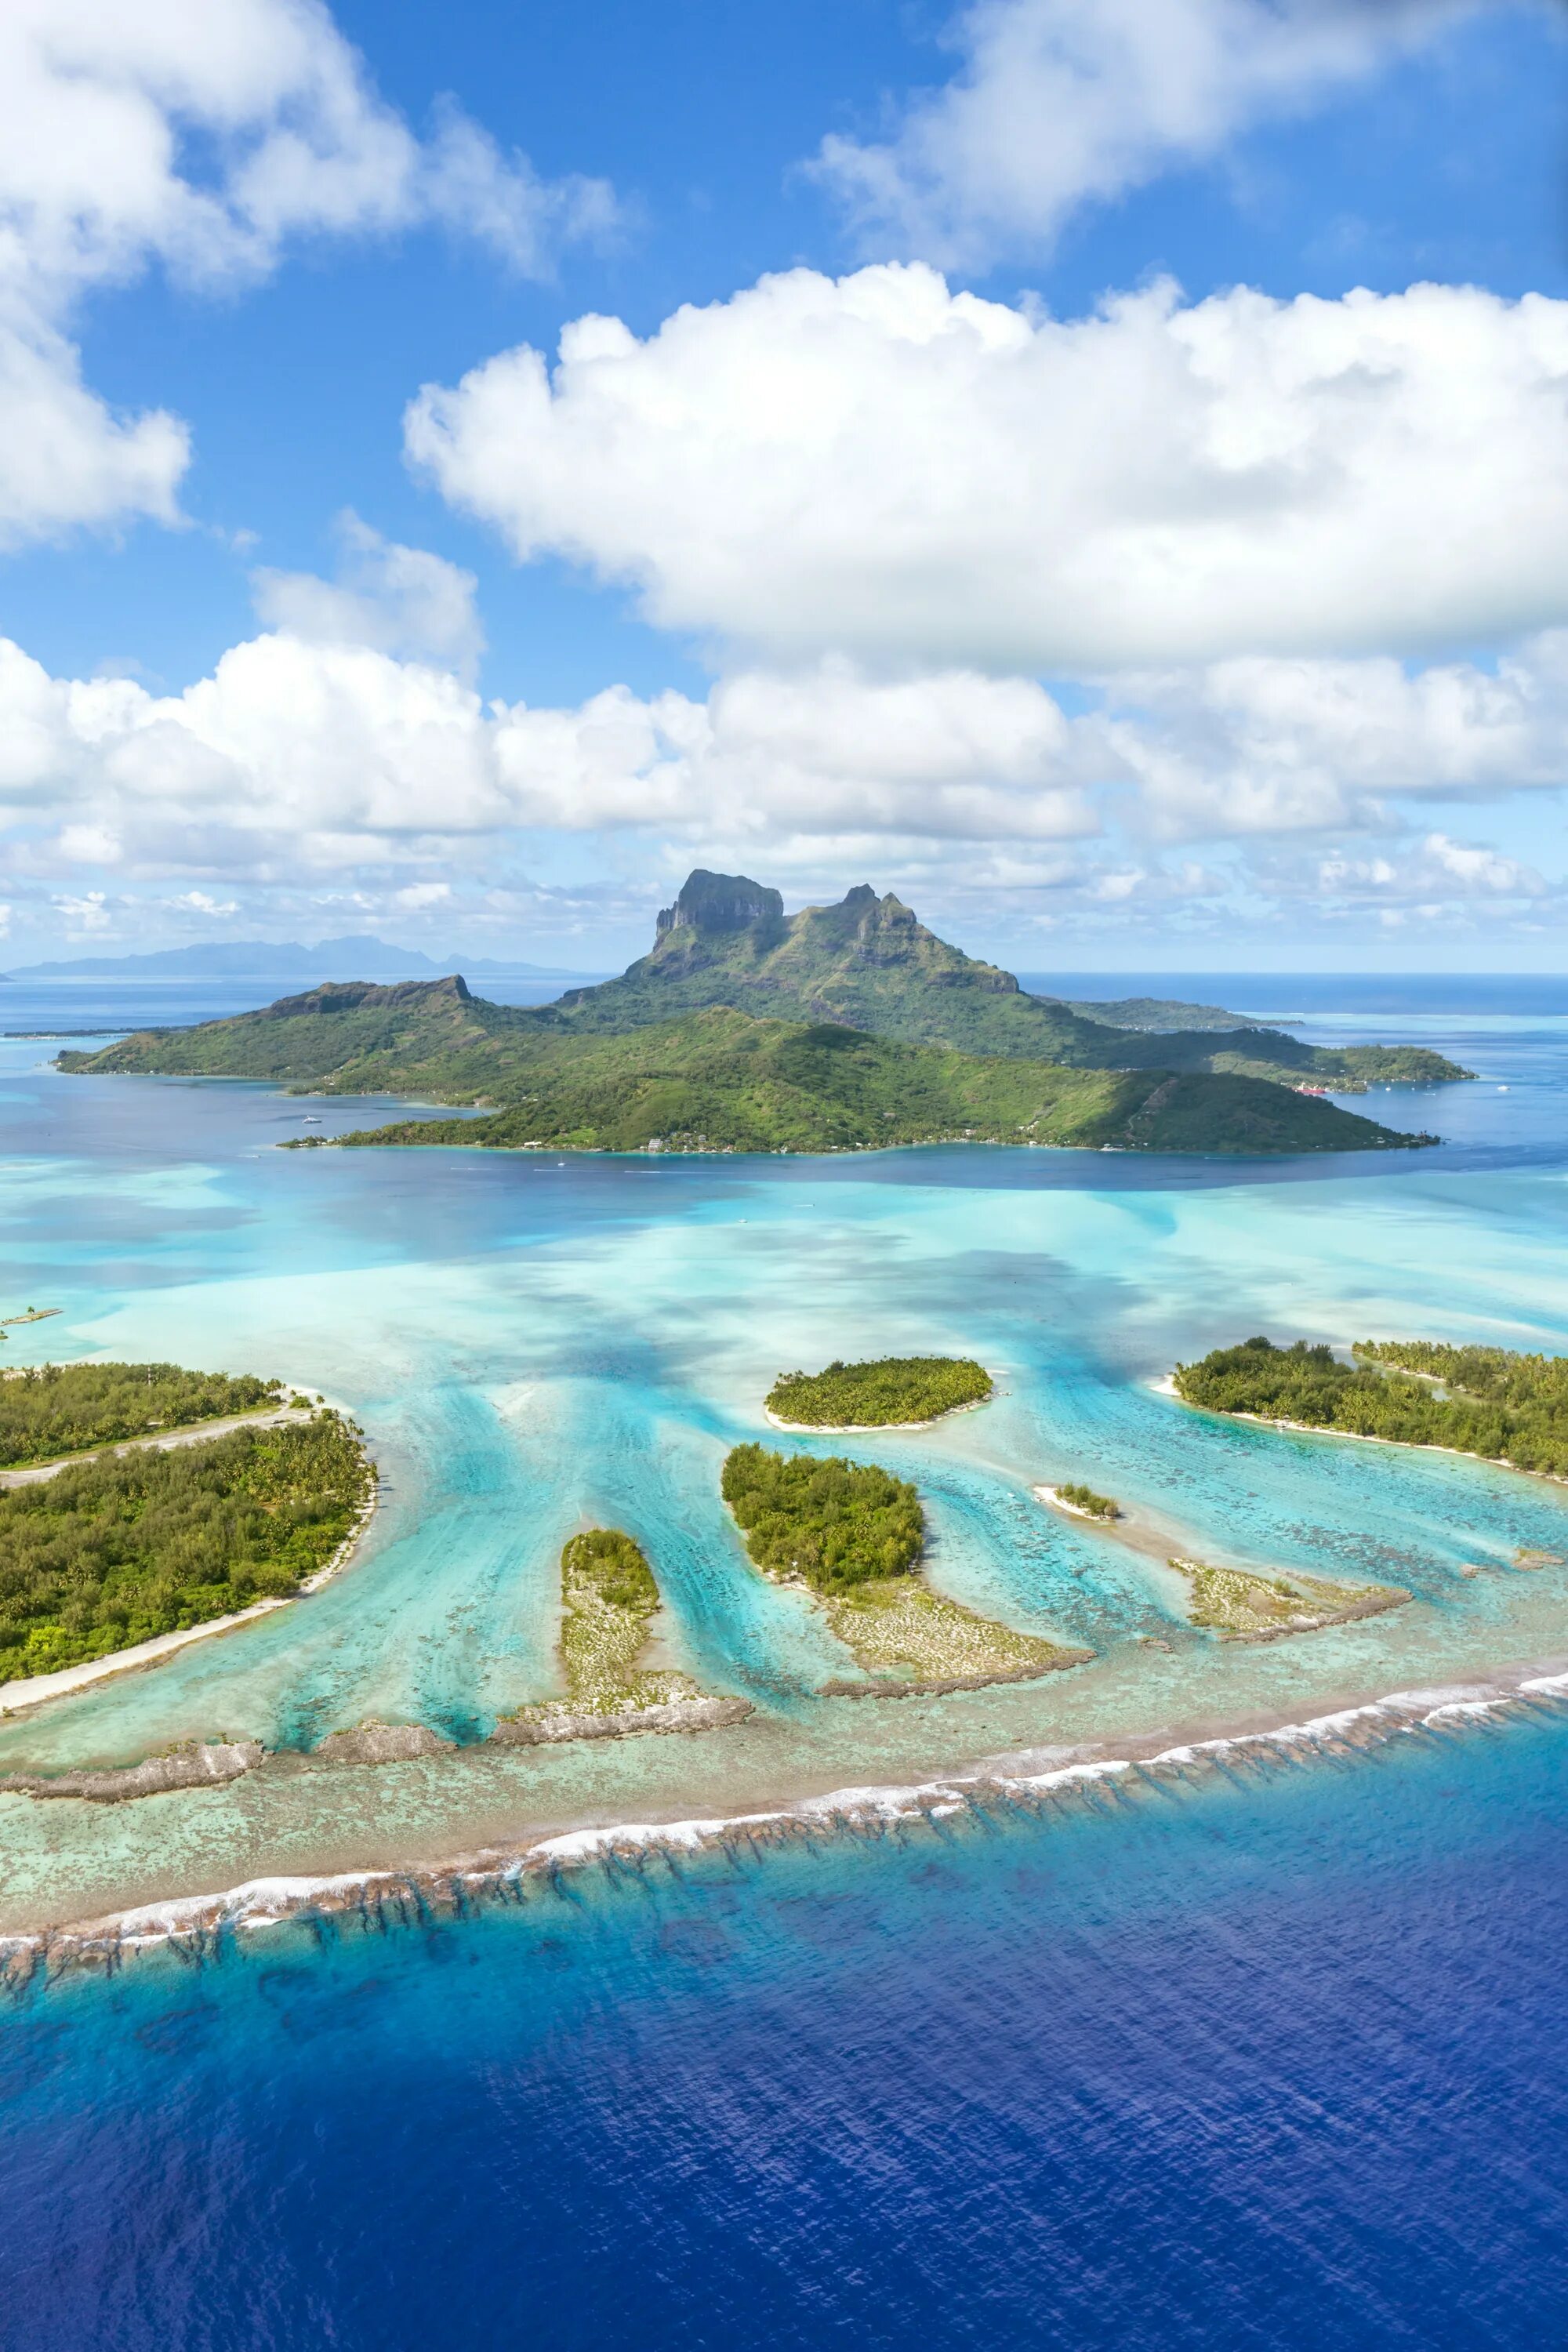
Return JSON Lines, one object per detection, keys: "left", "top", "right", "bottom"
{"left": 0, "top": 1411, "right": 371, "bottom": 1685}
{"left": 767, "top": 1356, "right": 993, "bottom": 1427}
{"left": 0, "top": 1361, "right": 288, "bottom": 1468}
{"left": 1174, "top": 1335, "right": 1568, "bottom": 1475}
{"left": 721, "top": 1443, "right": 1086, "bottom": 1688}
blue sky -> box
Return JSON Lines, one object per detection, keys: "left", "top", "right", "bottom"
{"left": 4, "top": 0, "right": 1568, "bottom": 971}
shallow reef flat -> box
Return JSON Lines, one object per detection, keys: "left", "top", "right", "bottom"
{"left": 816, "top": 1572, "right": 1089, "bottom": 1693}
{"left": 1167, "top": 1557, "right": 1409, "bottom": 1642}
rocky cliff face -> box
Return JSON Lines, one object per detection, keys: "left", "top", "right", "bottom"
{"left": 655, "top": 870, "right": 784, "bottom": 938}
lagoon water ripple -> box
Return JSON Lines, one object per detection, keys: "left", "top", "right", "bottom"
{"left": 4, "top": 985, "right": 1568, "bottom": 2342}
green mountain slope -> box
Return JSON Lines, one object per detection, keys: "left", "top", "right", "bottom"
{"left": 543, "top": 873, "right": 1466, "bottom": 1089}
{"left": 56, "top": 872, "right": 1453, "bottom": 1158}
{"left": 75, "top": 999, "right": 1428, "bottom": 1156}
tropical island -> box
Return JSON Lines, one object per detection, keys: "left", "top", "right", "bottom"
{"left": 0, "top": 1403, "right": 372, "bottom": 1686}
{"left": 494, "top": 1528, "right": 750, "bottom": 1746}
{"left": 1174, "top": 1335, "right": 1568, "bottom": 1477}
{"left": 720, "top": 1442, "right": 1087, "bottom": 1690}
{"left": 0, "top": 1359, "right": 292, "bottom": 1468}
{"left": 58, "top": 869, "right": 1468, "bottom": 1160}
{"left": 1166, "top": 1555, "right": 1409, "bottom": 1640}
{"left": 766, "top": 1356, "right": 993, "bottom": 1428}
{"left": 1047, "top": 1483, "right": 1122, "bottom": 1521}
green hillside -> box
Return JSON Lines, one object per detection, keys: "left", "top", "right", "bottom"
{"left": 546, "top": 873, "right": 1467, "bottom": 1090}
{"left": 317, "top": 1007, "right": 1426, "bottom": 1156}
{"left": 70, "top": 870, "right": 1467, "bottom": 1099}
{"left": 62, "top": 986, "right": 1434, "bottom": 1157}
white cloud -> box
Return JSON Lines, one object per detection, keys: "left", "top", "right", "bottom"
{"left": 4, "top": 620, "right": 1567, "bottom": 949}
{"left": 252, "top": 514, "right": 485, "bottom": 676}
{"left": 406, "top": 266, "right": 1568, "bottom": 674}
{"left": 0, "top": 0, "right": 618, "bottom": 546}
{"left": 812, "top": 0, "right": 1482, "bottom": 267}
{"left": 53, "top": 889, "right": 111, "bottom": 933}
{"left": 169, "top": 889, "right": 240, "bottom": 916}
{"left": 1105, "top": 636, "right": 1568, "bottom": 837}
{"left": 0, "top": 633, "right": 1098, "bottom": 880}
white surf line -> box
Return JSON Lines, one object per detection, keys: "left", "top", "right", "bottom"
{"left": 0, "top": 1482, "right": 378, "bottom": 1718}
{"left": 14, "top": 1665, "right": 1568, "bottom": 1969}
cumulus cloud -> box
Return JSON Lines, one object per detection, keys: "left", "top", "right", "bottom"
{"left": 252, "top": 514, "right": 485, "bottom": 677}
{"left": 0, "top": 634, "right": 1103, "bottom": 884}
{"left": 1105, "top": 636, "right": 1568, "bottom": 836}
{"left": 406, "top": 266, "right": 1568, "bottom": 674}
{"left": 2, "top": 608, "right": 1566, "bottom": 971}
{"left": 0, "top": 0, "right": 619, "bottom": 546}
{"left": 813, "top": 0, "right": 1481, "bottom": 267}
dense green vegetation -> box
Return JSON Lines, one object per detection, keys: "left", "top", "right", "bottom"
{"left": 65, "top": 985, "right": 1421, "bottom": 1157}
{"left": 1056, "top": 1482, "right": 1120, "bottom": 1519}
{"left": 1174, "top": 1335, "right": 1568, "bottom": 1475}
{"left": 564, "top": 1527, "right": 658, "bottom": 1612}
{"left": 0, "top": 1413, "right": 371, "bottom": 1684}
{"left": 767, "top": 1356, "right": 992, "bottom": 1426}
{"left": 0, "top": 1360, "right": 285, "bottom": 1468}
{"left": 332, "top": 1022, "right": 1427, "bottom": 1155}
{"left": 63, "top": 873, "right": 1466, "bottom": 1125}
{"left": 721, "top": 1443, "right": 924, "bottom": 1591}
{"left": 551, "top": 874, "right": 1467, "bottom": 1089}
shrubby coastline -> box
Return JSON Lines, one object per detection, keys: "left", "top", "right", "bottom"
{"left": 764, "top": 1356, "right": 992, "bottom": 1429}
{"left": 1175, "top": 1336, "right": 1568, "bottom": 1479}
{"left": 0, "top": 1399, "right": 373, "bottom": 1688}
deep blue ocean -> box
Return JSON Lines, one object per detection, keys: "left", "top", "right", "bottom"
{"left": 5, "top": 970, "right": 1568, "bottom": 2348}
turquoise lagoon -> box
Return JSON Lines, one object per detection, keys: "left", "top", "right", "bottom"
{"left": 5, "top": 1009, "right": 1568, "bottom": 1933}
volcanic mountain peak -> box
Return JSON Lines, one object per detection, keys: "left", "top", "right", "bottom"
{"left": 654, "top": 870, "right": 784, "bottom": 938}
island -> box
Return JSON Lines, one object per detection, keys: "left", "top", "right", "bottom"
{"left": 766, "top": 1356, "right": 993, "bottom": 1429}
{"left": 0, "top": 1359, "right": 293, "bottom": 1468}
{"left": 57, "top": 869, "right": 1469, "bottom": 1160}
{"left": 0, "top": 1398, "right": 372, "bottom": 1687}
{"left": 492, "top": 1528, "right": 751, "bottom": 1745}
{"left": 721, "top": 1443, "right": 1088, "bottom": 1691}
{"left": 1173, "top": 1334, "right": 1568, "bottom": 1478}
{"left": 1045, "top": 1483, "right": 1122, "bottom": 1521}
{"left": 1166, "top": 1555, "right": 1409, "bottom": 1640}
